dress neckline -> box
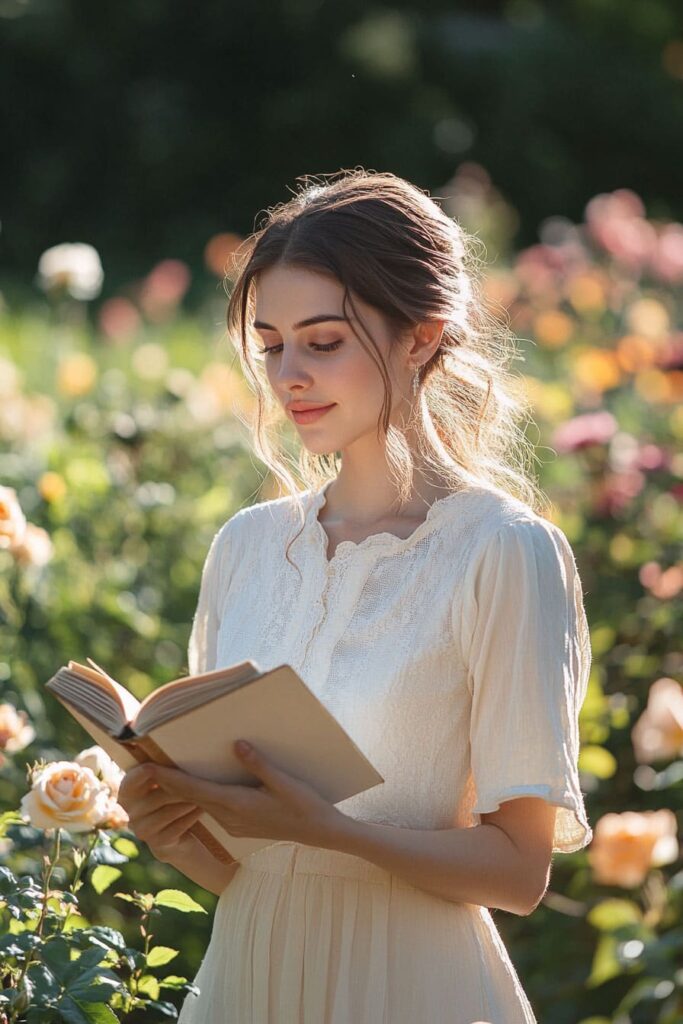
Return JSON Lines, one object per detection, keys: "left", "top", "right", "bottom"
{"left": 305, "top": 475, "right": 482, "bottom": 567}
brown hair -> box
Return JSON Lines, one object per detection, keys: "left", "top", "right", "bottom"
{"left": 224, "top": 168, "right": 548, "bottom": 567}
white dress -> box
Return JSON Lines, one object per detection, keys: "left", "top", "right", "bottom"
{"left": 177, "top": 474, "right": 593, "bottom": 1024}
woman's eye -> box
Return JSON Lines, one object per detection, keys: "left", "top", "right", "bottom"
{"left": 258, "top": 340, "right": 343, "bottom": 356}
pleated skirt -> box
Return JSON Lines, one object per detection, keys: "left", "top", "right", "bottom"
{"left": 177, "top": 841, "right": 537, "bottom": 1024}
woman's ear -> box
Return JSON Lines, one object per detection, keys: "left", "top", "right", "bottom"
{"left": 410, "top": 319, "right": 446, "bottom": 364}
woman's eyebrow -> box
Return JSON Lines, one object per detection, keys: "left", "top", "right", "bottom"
{"left": 253, "top": 314, "right": 349, "bottom": 331}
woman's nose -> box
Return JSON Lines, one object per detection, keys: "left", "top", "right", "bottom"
{"left": 275, "top": 354, "right": 312, "bottom": 391}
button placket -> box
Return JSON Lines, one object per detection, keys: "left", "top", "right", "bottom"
{"left": 299, "top": 559, "right": 343, "bottom": 667}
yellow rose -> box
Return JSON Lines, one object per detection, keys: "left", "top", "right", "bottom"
{"left": 0, "top": 485, "right": 27, "bottom": 552}
{"left": 20, "top": 760, "right": 112, "bottom": 833}
{"left": 74, "top": 745, "right": 124, "bottom": 800}
{"left": 587, "top": 809, "right": 679, "bottom": 887}
{"left": 0, "top": 703, "right": 35, "bottom": 753}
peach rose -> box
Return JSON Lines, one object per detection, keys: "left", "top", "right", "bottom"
{"left": 0, "top": 703, "right": 35, "bottom": 754}
{"left": 12, "top": 523, "right": 53, "bottom": 568}
{"left": 20, "top": 760, "right": 112, "bottom": 833}
{"left": 631, "top": 677, "right": 683, "bottom": 763}
{"left": 99, "top": 797, "right": 130, "bottom": 830}
{"left": 74, "top": 745, "right": 124, "bottom": 800}
{"left": 0, "top": 485, "right": 27, "bottom": 552}
{"left": 587, "top": 809, "right": 679, "bottom": 887}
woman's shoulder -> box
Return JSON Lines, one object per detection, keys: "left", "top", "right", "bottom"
{"left": 212, "top": 489, "right": 309, "bottom": 545}
{"left": 447, "top": 481, "right": 569, "bottom": 554}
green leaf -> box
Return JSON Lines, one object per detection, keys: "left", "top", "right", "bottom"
{"left": 78, "top": 1007, "right": 118, "bottom": 1024}
{"left": 42, "top": 936, "right": 72, "bottom": 974}
{"left": 57, "top": 996, "right": 118, "bottom": 1023}
{"left": 136, "top": 974, "right": 160, "bottom": 999}
{"left": 86, "top": 927, "right": 126, "bottom": 952}
{"left": 587, "top": 899, "right": 643, "bottom": 931}
{"left": 27, "top": 963, "right": 59, "bottom": 1002}
{"left": 0, "top": 810, "right": 25, "bottom": 839}
{"left": 88, "top": 845, "right": 128, "bottom": 866}
{"left": 0, "top": 865, "right": 18, "bottom": 892}
{"left": 153, "top": 888, "right": 206, "bottom": 914}
{"left": 586, "top": 934, "right": 622, "bottom": 988}
{"left": 89, "top": 866, "right": 122, "bottom": 895}
{"left": 146, "top": 946, "right": 178, "bottom": 968}
{"left": 140, "top": 1000, "right": 177, "bottom": 1018}
{"left": 158, "top": 975, "right": 188, "bottom": 989}
{"left": 579, "top": 745, "right": 618, "bottom": 779}
{"left": 112, "top": 837, "right": 138, "bottom": 858}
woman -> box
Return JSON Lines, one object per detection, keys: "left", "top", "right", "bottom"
{"left": 118, "top": 169, "right": 593, "bottom": 1023}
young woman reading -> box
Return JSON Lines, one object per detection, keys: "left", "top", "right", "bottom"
{"left": 118, "top": 169, "right": 593, "bottom": 1023}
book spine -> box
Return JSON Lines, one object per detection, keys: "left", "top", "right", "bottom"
{"left": 121, "top": 736, "right": 236, "bottom": 866}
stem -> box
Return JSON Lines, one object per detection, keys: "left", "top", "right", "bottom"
{"left": 36, "top": 828, "right": 60, "bottom": 940}
{"left": 8, "top": 828, "right": 61, "bottom": 1024}
{"left": 129, "top": 909, "right": 153, "bottom": 997}
{"left": 59, "top": 830, "right": 100, "bottom": 934}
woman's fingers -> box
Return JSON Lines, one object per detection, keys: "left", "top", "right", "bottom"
{"left": 119, "top": 787, "right": 179, "bottom": 816}
{"left": 127, "top": 800, "right": 200, "bottom": 845}
{"left": 153, "top": 804, "right": 204, "bottom": 847}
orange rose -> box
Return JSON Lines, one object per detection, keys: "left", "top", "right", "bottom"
{"left": 20, "top": 760, "right": 112, "bottom": 833}
{"left": 587, "top": 809, "right": 679, "bottom": 887}
{"left": 0, "top": 485, "right": 27, "bottom": 552}
{"left": 631, "top": 677, "right": 683, "bottom": 763}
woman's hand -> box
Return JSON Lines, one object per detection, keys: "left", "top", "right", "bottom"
{"left": 128, "top": 741, "right": 348, "bottom": 850}
{"left": 117, "top": 763, "right": 204, "bottom": 863}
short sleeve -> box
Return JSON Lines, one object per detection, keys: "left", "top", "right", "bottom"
{"left": 460, "top": 516, "right": 593, "bottom": 854}
{"left": 187, "top": 521, "right": 232, "bottom": 676}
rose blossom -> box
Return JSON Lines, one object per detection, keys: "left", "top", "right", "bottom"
{"left": 0, "top": 485, "right": 27, "bottom": 552}
{"left": 99, "top": 797, "right": 130, "bottom": 830}
{"left": 0, "top": 703, "right": 35, "bottom": 753}
{"left": 74, "top": 745, "right": 125, "bottom": 800}
{"left": 631, "top": 677, "right": 683, "bottom": 763}
{"left": 12, "top": 523, "right": 53, "bottom": 568}
{"left": 587, "top": 809, "right": 679, "bottom": 887}
{"left": 37, "top": 242, "right": 104, "bottom": 301}
{"left": 20, "top": 761, "right": 112, "bottom": 833}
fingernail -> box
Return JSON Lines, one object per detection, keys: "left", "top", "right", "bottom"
{"left": 235, "top": 740, "right": 251, "bottom": 755}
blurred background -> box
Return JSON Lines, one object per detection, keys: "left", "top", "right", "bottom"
{"left": 1, "top": 2, "right": 682, "bottom": 1022}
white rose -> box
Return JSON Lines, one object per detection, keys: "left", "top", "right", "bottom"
{"left": 20, "top": 760, "right": 112, "bottom": 833}
{"left": 37, "top": 242, "right": 104, "bottom": 301}
{"left": 74, "top": 745, "right": 124, "bottom": 799}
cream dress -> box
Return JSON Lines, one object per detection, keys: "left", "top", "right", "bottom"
{"left": 177, "top": 473, "right": 593, "bottom": 1024}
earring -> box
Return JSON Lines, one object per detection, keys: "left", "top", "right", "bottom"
{"left": 412, "top": 367, "right": 420, "bottom": 397}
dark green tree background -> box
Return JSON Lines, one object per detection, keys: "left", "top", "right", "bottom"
{"left": 1, "top": 0, "right": 681, "bottom": 300}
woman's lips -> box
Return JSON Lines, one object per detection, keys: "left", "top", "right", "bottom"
{"left": 291, "top": 404, "right": 336, "bottom": 424}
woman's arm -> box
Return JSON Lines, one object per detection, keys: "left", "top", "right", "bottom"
{"left": 325, "top": 797, "right": 557, "bottom": 917}
{"left": 153, "top": 833, "right": 241, "bottom": 897}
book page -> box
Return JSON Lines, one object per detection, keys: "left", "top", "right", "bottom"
{"left": 133, "top": 661, "right": 260, "bottom": 735}
{"left": 66, "top": 661, "right": 141, "bottom": 726}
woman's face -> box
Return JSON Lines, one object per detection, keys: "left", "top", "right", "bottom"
{"left": 253, "top": 264, "right": 410, "bottom": 456}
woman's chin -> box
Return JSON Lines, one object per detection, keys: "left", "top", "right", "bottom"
{"left": 301, "top": 440, "right": 338, "bottom": 456}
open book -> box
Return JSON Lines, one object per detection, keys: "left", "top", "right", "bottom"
{"left": 45, "top": 658, "right": 384, "bottom": 864}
